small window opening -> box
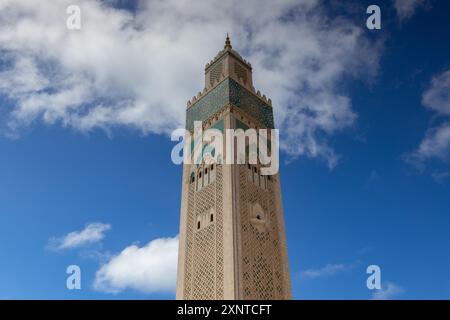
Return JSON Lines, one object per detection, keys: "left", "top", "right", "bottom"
{"left": 211, "top": 164, "right": 214, "bottom": 171}
{"left": 197, "top": 221, "right": 201, "bottom": 229}
{"left": 205, "top": 168, "right": 208, "bottom": 174}
{"left": 256, "top": 214, "right": 261, "bottom": 220}
{"left": 210, "top": 214, "right": 214, "bottom": 222}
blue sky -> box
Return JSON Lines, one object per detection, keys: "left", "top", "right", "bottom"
{"left": 0, "top": 0, "right": 450, "bottom": 299}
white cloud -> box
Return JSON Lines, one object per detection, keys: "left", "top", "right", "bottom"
{"left": 407, "top": 70, "right": 450, "bottom": 166}
{"left": 48, "top": 222, "right": 111, "bottom": 250}
{"left": 393, "top": 0, "right": 427, "bottom": 21}
{"left": 422, "top": 70, "right": 450, "bottom": 116}
{"left": 0, "top": 0, "right": 381, "bottom": 167}
{"left": 93, "top": 235, "right": 178, "bottom": 294}
{"left": 301, "top": 263, "right": 354, "bottom": 279}
{"left": 408, "top": 123, "right": 450, "bottom": 165}
{"left": 372, "top": 281, "right": 405, "bottom": 300}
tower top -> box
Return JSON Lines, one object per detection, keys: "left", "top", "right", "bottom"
{"left": 203, "top": 33, "right": 254, "bottom": 91}
{"left": 205, "top": 34, "right": 252, "bottom": 72}
{"left": 186, "top": 35, "right": 273, "bottom": 109}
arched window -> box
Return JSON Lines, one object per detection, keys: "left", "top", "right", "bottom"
{"left": 251, "top": 204, "right": 267, "bottom": 232}
{"left": 211, "top": 164, "right": 214, "bottom": 171}
{"left": 205, "top": 168, "right": 208, "bottom": 175}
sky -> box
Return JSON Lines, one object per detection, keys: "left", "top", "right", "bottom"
{"left": 0, "top": 0, "right": 449, "bottom": 299}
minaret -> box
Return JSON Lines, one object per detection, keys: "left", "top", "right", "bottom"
{"left": 176, "top": 35, "right": 291, "bottom": 300}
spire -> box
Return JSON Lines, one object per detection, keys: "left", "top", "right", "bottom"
{"left": 224, "top": 33, "right": 232, "bottom": 50}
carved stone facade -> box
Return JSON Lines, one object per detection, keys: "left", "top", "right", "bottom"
{"left": 176, "top": 36, "right": 291, "bottom": 300}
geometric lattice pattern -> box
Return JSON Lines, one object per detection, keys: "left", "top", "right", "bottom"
{"left": 210, "top": 61, "right": 223, "bottom": 86}
{"left": 234, "top": 61, "right": 248, "bottom": 84}
{"left": 183, "top": 165, "right": 224, "bottom": 299}
{"left": 239, "top": 165, "right": 285, "bottom": 299}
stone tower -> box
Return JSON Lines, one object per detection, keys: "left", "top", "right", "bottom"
{"left": 176, "top": 35, "right": 291, "bottom": 300}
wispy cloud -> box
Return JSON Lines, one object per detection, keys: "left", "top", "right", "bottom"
{"left": 0, "top": 0, "right": 382, "bottom": 168}
{"left": 48, "top": 222, "right": 111, "bottom": 251}
{"left": 93, "top": 235, "right": 178, "bottom": 294}
{"left": 431, "top": 171, "right": 450, "bottom": 183}
{"left": 406, "top": 70, "right": 450, "bottom": 168}
{"left": 422, "top": 70, "right": 450, "bottom": 116}
{"left": 393, "top": 0, "right": 428, "bottom": 22}
{"left": 372, "top": 281, "right": 405, "bottom": 300}
{"left": 364, "top": 170, "right": 380, "bottom": 189}
{"left": 301, "top": 263, "right": 356, "bottom": 279}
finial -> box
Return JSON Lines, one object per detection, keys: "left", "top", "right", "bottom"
{"left": 224, "top": 33, "right": 232, "bottom": 50}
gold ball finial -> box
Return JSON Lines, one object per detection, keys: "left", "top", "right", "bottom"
{"left": 224, "top": 33, "right": 232, "bottom": 50}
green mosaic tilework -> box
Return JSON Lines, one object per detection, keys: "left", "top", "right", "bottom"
{"left": 235, "top": 118, "right": 249, "bottom": 130}
{"left": 211, "top": 118, "right": 224, "bottom": 132}
{"left": 229, "top": 79, "right": 274, "bottom": 129}
{"left": 190, "top": 119, "right": 224, "bottom": 156}
{"left": 186, "top": 80, "right": 229, "bottom": 132}
{"left": 185, "top": 79, "right": 274, "bottom": 132}
{"left": 235, "top": 119, "right": 272, "bottom": 154}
